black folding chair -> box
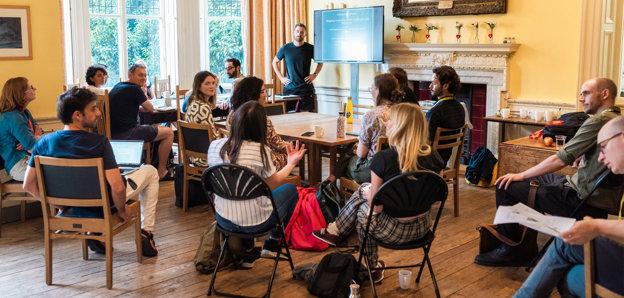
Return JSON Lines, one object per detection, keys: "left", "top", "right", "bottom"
{"left": 358, "top": 171, "right": 448, "bottom": 298}
{"left": 526, "top": 169, "right": 621, "bottom": 272}
{"left": 201, "top": 163, "right": 295, "bottom": 298}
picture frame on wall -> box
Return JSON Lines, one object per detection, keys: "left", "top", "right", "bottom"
{"left": 0, "top": 5, "right": 33, "bottom": 60}
{"left": 393, "top": 0, "right": 507, "bottom": 17}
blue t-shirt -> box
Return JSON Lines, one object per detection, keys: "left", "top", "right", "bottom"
{"left": 28, "top": 130, "right": 117, "bottom": 169}
{"left": 275, "top": 42, "right": 315, "bottom": 94}
{"left": 108, "top": 82, "right": 146, "bottom": 134}
{"left": 0, "top": 109, "right": 38, "bottom": 172}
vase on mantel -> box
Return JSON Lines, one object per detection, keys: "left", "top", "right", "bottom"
{"left": 426, "top": 30, "right": 432, "bottom": 43}
{"left": 488, "top": 28, "right": 494, "bottom": 43}
{"left": 474, "top": 27, "right": 479, "bottom": 44}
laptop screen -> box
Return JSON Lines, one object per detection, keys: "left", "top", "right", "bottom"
{"left": 110, "top": 140, "right": 144, "bottom": 167}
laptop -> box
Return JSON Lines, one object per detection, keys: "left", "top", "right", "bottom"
{"left": 110, "top": 140, "right": 144, "bottom": 173}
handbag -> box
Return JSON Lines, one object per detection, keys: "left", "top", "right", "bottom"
{"left": 316, "top": 181, "right": 341, "bottom": 223}
{"left": 476, "top": 180, "right": 539, "bottom": 258}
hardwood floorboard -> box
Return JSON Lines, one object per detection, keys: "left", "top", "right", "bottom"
{"left": 0, "top": 169, "right": 562, "bottom": 297}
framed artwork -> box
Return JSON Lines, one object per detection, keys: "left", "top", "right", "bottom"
{"left": 393, "top": 0, "right": 507, "bottom": 17}
{"left": 0, "top": 5, "right": 32, "bottom": 60}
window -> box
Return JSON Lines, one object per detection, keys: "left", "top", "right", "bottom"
{"left": 63, "top": 0, "right": 176, "bottom": 88}
{"left": 202, "top": 0, "right": 244, "bottom": 81}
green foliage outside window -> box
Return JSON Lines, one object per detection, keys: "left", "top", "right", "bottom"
{"left": 208, "top": 20, "right": 243, "bottom": 80}
{"left": 127, "top": 18, "right": 161, "bottom": 81}
{"left": 90, "top": 17, "right": 119, "bottom": 87}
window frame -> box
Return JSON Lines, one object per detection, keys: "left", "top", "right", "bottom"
{"left": 199, "top": 0, "right": 244, "bottom": 79}
{"left": 63, "top": 0, "right": 177, "bottom": 87}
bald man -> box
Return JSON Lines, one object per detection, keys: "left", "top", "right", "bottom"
{"left": 475, "top": 78, "right": 622, "bottom": 267}
{"left": 514, "top": 115, "right": 624, "bottom": 297}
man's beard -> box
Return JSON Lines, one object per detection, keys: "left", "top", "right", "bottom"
{"left": 295, "top": 36, "right": 304, "bottom": 42}
{"left": 228, "top": 71, "right": 237, "bottom": 79}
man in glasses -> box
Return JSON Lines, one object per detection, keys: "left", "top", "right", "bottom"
{"left": 514, "top": 115, "right": 624, "bottom": 297}
{"left": 475, "top": 78, "right": 621, "bottom": 267}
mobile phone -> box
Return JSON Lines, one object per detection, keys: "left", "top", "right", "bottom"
{"left": 301, "top": 131, "right": 314, "bottom": 136}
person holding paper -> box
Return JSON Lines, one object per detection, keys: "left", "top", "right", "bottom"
{"left": 514, "top": 115, "right": 624, "bottom": 297}
{"left": 475, "top": 78, "right": 622, "bottom": 267}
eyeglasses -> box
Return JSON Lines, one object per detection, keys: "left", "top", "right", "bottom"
{"left": 599, "top": 132, "right": 622, "bottom": 153}
{"left": 225, "top": 66, "right": 235, "bottom": 71}
{"left": 368, "top": 86, "right": 377, "bottom": 92}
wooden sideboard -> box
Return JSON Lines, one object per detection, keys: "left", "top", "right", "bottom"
{"left": 498, "top": 136, "right": 577, "bottom": 177}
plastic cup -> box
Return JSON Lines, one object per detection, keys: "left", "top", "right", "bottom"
{"left": 398, "top": 269, "right": 412, "bottom": 289}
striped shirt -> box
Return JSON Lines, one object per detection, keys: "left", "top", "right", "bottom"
{"left": 207, "top": 138, "right": 276, "bottom": 226}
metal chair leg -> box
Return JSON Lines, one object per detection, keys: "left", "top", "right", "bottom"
{"left": 425, "top": 253, "right": 441, "bottom": 298}
{"left": 416, "top": 245, "right": 430, "bottom": 282}
{"left": 207, "top": 236, "right": 229, "bottom": 296}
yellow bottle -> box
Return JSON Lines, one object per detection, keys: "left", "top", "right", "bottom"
{"left": 346, "top": 96, "right": 353, "bottom": 124}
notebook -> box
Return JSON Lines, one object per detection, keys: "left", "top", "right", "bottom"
{"left": 110, "top": 140, "right": 144, "bottom": 173}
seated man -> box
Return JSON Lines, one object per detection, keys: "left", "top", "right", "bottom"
{"left": 475, "top": 77, "right": 622, "bottom": 266}
{"left": 22, "top": 88, "right": 160, "bottom": 257}
{"left": 426, "top": 65, "right": 465, "bottom": 165}
{"left": 109, "top": 62, "right": 174, "bottom": 180}
{"left": 514, "top": 115, "right": 624, "bottom": 297}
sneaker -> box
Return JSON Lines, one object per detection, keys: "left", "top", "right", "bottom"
{"left": 87, "top": 239, "right": 106, "bottom": 254}
{"left": 312, "top": 228, "right": 340, "bottom": 246}
{"left": 240, "top": 247, "right": 261, "bottom": 269}
{"left": 370, "top": 260, "right": 386, "bottom": 284}
{"left": 261, "top": 239, "right": 280, "bottom": 258}
{"left": 141, "top": 229, "right": 158, "bottom": 257}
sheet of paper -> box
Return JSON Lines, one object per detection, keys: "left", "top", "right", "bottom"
{"left": 493, "top": 203, "right": 576, "bottom": 237}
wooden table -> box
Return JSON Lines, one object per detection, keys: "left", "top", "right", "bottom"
{"left": 269, "top": 112, "right": 361, "bottom": 184}
{"left": 498, "top": 136, "right": 576, "bottom": 177}
{"left": 484, "top": 115, "right": 548, "bottom": 144}
{"left": 139, "top": 98, "right": 178, "bottom": 125}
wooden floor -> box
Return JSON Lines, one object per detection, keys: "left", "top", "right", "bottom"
{"left": 0, "top": 171, "right": 555, "bottom": 297}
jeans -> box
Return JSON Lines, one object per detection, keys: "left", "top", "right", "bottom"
{"left": 514, "top": 238, "right": 584, "bottom": 298}
{"left": 215, "top": 183, "right": 298, "bottom": 249}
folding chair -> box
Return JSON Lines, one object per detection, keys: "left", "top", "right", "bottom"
{"left": 358, "top": 171, "right": 448, "bottom": 298}
{"left": 34, "top": 156, "right": 142, "bottom": 289}
{"left": 526, "top": 169, "right": 618, "bottom": 272}
{"left": 584, "top": 236, "right": 624, "bottom": 297}
{"left": 201, "top": 163, "right": 295, "bottom": 298}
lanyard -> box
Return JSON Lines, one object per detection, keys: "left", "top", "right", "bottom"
{"left": 619, "top": 194, "right": 623, "bottom": 220}
{"left": 431, "top": 96, "right": 455, "bottom": 109}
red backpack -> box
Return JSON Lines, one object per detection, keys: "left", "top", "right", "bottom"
{"left": 284, "top": 187, "right": 329, "bottom": 251}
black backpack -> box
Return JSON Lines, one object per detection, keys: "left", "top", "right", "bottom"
{"left": 543, "top": 112, "right": 589, "bottom": 140}
{"left": 465, "top": 146, "right": 498, "bottom": 185}
{"left": 174, "top": 164, "right": 209, "bottom": 208}
{"left": 316, "top": 181, "right": 341, "bottom": 224}
{"left": 307, "top": 252, "right": 365, "bottom": 298}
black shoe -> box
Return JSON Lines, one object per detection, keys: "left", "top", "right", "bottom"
{"left": 474, "top": 244, "right": 525, "bottom": 267}
{"left": 141, "top": 229, "right": 158, "bottom": 257}
{"left": 240, "top": 247, "right": 261, "bottom": 269}
{"left": 87, "top": 239, "right": 106, "bottom": 254}
{"left": 261, "top": 239, "right": 280, "bottom": 258}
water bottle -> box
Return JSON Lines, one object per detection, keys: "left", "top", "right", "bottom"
{"left": 348, "top": 283, "right": 361, "bottom": 298}
{"left": 346, "top": 96, "right": 354, "bottom": 124}
{"left": 337, "top": 112, "right": 346, "bottom": 138}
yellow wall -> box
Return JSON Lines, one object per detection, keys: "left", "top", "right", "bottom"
{"left": 308, "top": 0, "right": 582, "bottom": 103}
{"left": 0, "top": 0, "right": 64, "bottom": 118}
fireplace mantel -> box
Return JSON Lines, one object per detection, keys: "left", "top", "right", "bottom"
{"left": 384, "top": 43, "right": 521, "bottom": 151}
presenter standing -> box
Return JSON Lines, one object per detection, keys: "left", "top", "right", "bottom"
{"left": 272, "top": 23, "right": 323, "bottom": 112}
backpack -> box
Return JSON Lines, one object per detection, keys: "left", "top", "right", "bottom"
{"left": 284, "top": 187, "right": 329, "bottom": 251}
{"left": 174, "top": 164, "right": 209, "bottom": 208}
{"left": 193, "top": 221, "right": 243, "bottom": 274}
{"left": 543, "top": 112, "right": 589, "bottom": 140}
{"left": 465, "top": 146, "right": 498, "bottom": 186}
{"left": 307, "top": 252, "right": 365, "bottom": 298}
{"left": 316, "top": 181, "right": 341, "bottom": 223}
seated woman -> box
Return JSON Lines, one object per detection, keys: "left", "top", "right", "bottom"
{"left": 228, "top": 76, "right": 288, "bottom": 170}
{"left": 333, "top": 73, "right": 402, "bottom": 184}
{"left": 85, "top": 64, "right": 109, "bottom": 95}
{"left": 313, "top": 103, "right": 444, "bottom": 283}
{"left": 0, "top": 77, "right": 43, "bottom": 182}
{"left": 207, "top": 101, "right": 306, "bottom": 268}
{"left": 184, "top": 71, "right": 220, "bottom": 167}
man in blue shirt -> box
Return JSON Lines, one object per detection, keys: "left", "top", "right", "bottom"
{"left": 272, "top": 23, "right": 323, "bottom": 112}
{"left": 22, "top": 87, "right": 160, "bottom": 257}
{"left": 108, "top": 63, "right": 174, "bottom": 180}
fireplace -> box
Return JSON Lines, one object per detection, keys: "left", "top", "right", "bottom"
{"left": 385, "top": 43, "right": 519, "bottom": 154}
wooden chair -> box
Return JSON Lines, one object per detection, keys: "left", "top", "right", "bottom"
{"left": 584, "top": 235, "right": 624, "bottom": 297}
{"left": 201, "top": 164, "right": 295, "bottom": 298}
{"left": 175, "top": 85, "right": 189, "bottom": 121}
{"left": 95, "top": 89, "right": 112, "bottom": 139}
{"left": 153, "top": 75, "right": 171, "bottom": 97}
{"left": 178, "top": 121, "right": 215, "bottom": 211}
{"left": 353, "top": 104, "right": 373, "bottom": 117}
{"left": 432, "top": 124, "right": 468, "bottom": 217}
{"left": 217, "top": 128, "right": 229, "bottom": 139}
{"left": 63, "top": 83, "right": 81, "bottom": 91}
{"left": 0, "top": 157, "right": 33, "bottom": 238}
{"left": 263, "top": 102, "right": 285, "bottom": 116}
{"left": 34, "top": 156, "right": 142, "bottom": 289}
{"left": 264, "top": 83, "right": 274, "bottom": 103}
{"left": 358, "top": 171, "right": 448, "bottom": 298}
